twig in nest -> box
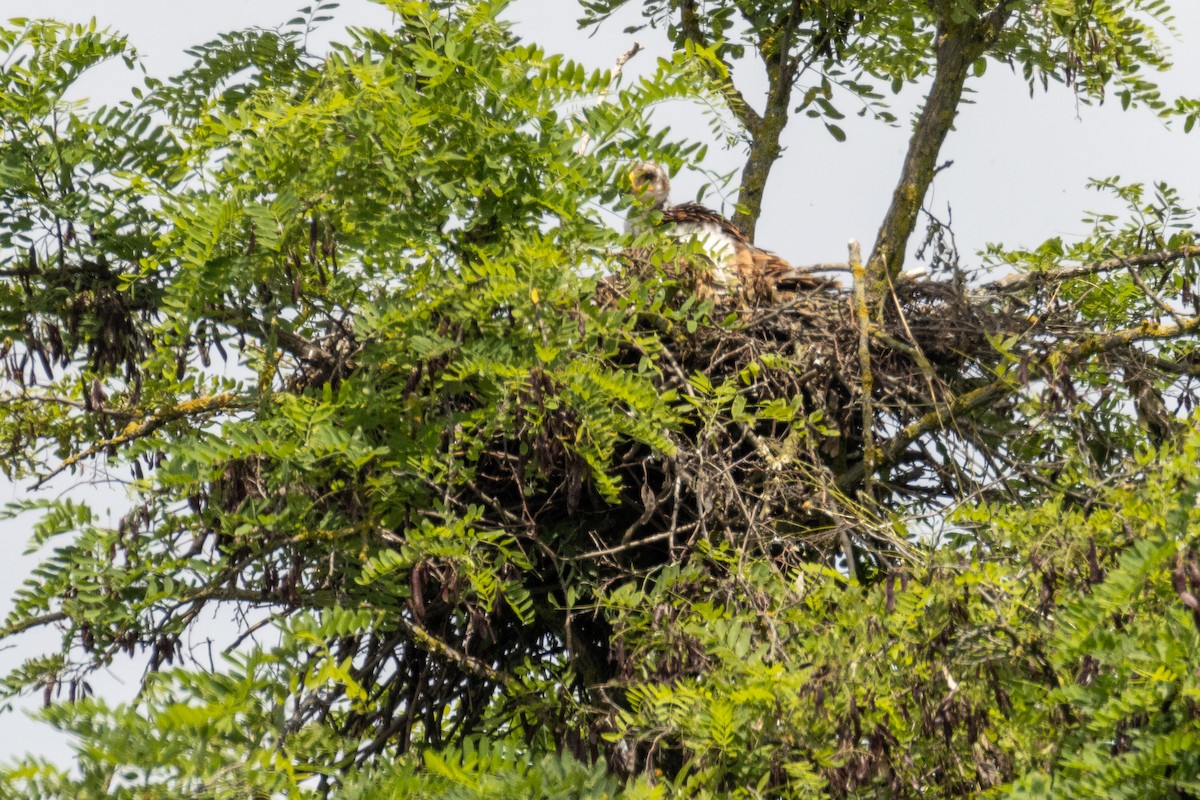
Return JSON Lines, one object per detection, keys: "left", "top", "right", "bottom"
{"left": 792, "top": 262, "right": 854, "bottom": 273}
{"left": 566, "top": 524, "right": 699, "bottom": 562}
{"left": 850, "top": 240, "right": 874, "bottom": 490}
{"left": 849, "top": 239, "right": 872, "bottom": 581}
{"left": 882, "top": 266, "right": 946, "bottom": 414}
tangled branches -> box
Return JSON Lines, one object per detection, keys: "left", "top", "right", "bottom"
{"left": 9, "top": 223, "right": 1197, "bottom": 771}
{"left": 472, "top": 241, "right": 1200, "bottom": 578}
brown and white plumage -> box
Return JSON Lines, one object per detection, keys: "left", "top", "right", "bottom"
{"left": 625, "top": 161, "right": 833, "bottom": 303}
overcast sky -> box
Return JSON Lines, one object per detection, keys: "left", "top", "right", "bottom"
{"left": 1, "top": 0, "right": 1198, "bottom": 766}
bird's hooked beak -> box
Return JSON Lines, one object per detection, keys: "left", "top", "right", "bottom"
{"left": 628, "top": 166, "right": 650, "bottom": 196}
{"left": 627, "top": 163, "right": 667, "bottom": 208}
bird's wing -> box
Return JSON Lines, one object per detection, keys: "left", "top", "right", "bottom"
{"left": 656, "top": 203, "right": 742, "bottom": 289}
{"left": 743, "top": 245, "right": 841, "bottom": 294}
{"left": 661, "top": 203, "right": 750, "bottom": 244}
{"left": 660, "top": 202, "right": 839, "bottom": 296}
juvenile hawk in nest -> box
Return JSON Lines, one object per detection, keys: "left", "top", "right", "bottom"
{"left": 624, "top": 161, "right": 835, "bottom": 303}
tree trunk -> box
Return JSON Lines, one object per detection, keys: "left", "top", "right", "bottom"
{"left": 867, "top": 6, "right": 1016, "bottom": 290}
{"left": 732, "top": 89, "right": 790, "bottom": 241}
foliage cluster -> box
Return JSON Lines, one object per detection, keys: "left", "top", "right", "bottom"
{"left": 0, "top": 1, "right": 1198, "bottom": 798}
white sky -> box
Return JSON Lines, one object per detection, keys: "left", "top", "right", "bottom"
{"left": 1, "top": 0, "right": 1198, "bottom": 767}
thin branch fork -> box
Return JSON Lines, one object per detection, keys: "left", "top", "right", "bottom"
{"left": 1121, "top": 255, "right": 1187, "bottom": 328}
{"left": 34, "top": 391, "right": 245, "bottom": 489}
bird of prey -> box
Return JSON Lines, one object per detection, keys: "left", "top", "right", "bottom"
{"left": 624, "top": 161, "right": 834, "bottom": 303}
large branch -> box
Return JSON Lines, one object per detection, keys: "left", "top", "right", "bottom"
{"left": 732, "top": 81, "right": 790, "bottom": 241}
{"left": 731, "top": 0, "right": 805, "bottom": 240}
{"left": 868, "top": 4, "right": 1016, "bottom": 288}
{"left": 33, "top": 391, "right": 244, "bottom": 488}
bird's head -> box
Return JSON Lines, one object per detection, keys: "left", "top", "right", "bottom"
{"left": 627, "top": 161, "right": 670, "bottom": 210}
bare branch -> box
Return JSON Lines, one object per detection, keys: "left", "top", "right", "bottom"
{"left": 1, "top": 610, "right": 69, "bottom": 638}
{"left": 0, "top": 392, "right": 136, "bottom": 420}
{"left": 988, "top": 245, "right": 1200, "bottom": 293}
{"left": 399, "top": 616, "right": 506, "bottom": 686}
{"left": 209, "top": 308, "right": 339, "bottom": 365}
{"left": 575, "top": 40, "right": 644, "bottom": 157}
{"left": 851, "top": 240, "right": 876, "bottom": 502}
